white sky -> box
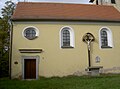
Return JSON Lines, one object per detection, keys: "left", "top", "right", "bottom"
{"left": 0, "top": 0, "right": 91, "bottom": 17}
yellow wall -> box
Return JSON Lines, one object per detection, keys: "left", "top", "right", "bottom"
{"left": 11, "top": 22, "right": 120, "bottom": 78}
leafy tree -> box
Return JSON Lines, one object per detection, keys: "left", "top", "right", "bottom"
{"left": 0, "top": 18, "right": 9, "bottom": 77}
{"left": 2, "top": 1, "right": 15, "bottom": 24}
{"left": 0, "top": 0, "right": 15, "bottom": 77}
{"left": 1, "top": 0, "right": 15, "bottom": 51}
{"left": 0, "top": 19, "right": 8, "bottom": 50}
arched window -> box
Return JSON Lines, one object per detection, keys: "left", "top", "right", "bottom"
{"left": 60, "top": 26, "right": 74, "bottom": 48}
{"left": 100, "top": 27, "right": 113, "bottom": 48}
{"left": 101, "top": 30, "right": 108, "bottom": 47}
{"left": 62, "top": 29, "right": 70, "bottom": 46}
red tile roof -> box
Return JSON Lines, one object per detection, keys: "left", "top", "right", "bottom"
{"left": 12, "top": 2, "right": 120, "bottom": 22}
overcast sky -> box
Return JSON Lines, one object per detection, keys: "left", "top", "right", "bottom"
{"left": 0, "top": 0, "right": 91, "bottom": 17}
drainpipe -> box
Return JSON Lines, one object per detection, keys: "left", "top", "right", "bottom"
{"left": 9, "top": 22, "right": 13, "bottom": 79}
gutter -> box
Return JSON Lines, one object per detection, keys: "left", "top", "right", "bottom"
{"left": 11, "top": 18, "right": 120, "bottom": 23}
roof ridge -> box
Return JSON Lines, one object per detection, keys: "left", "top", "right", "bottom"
{"left": 17, "top": 2, "right": 114, "bottom": 7}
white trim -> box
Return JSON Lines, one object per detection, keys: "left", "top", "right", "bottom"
{"left": 22, "top": 56, "right": 39, "bottom": 80}
{"left": 22, "top": 26, "right": 39, "bottom": 40}
{"left": 99, "top": 27, "right": 113, "bottom": 49}
{"left": 59, "top": 26, "right": 75, "bottom": 48}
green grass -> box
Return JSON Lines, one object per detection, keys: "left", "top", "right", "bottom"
{"left": 0, "top": 75, "right": 120, "bottom": 89}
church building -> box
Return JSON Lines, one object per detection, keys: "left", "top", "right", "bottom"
{"left": 11, "top": 2, "right": 120, "bottom": 79}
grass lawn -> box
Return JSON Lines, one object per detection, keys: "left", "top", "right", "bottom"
{"left": 0, "top": 75, "right": 120, "bottom": 89}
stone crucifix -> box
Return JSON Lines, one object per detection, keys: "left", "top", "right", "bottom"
{"left": 82, "top": 33, "right": 95, "bottom": 68}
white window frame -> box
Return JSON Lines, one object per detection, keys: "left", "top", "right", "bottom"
{"left": 60, "top": 26, "right": 75, "bottom": 48}
{"left": 99, "top": 27, "right": 113, "bottom": 49}
{"left": 22, "top": 26, "right": 39, "bottom": 40}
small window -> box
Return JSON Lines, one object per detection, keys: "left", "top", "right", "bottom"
{"left": 63, "top": 29, "right": 70, "bottom": 46}
{"left": 96, "top": 0, "right": 98, "bottom": 5}
{"left": 101, "top": 30, "right": 108, "bottom": 47}
{"left": 111, "top": 0, "right": 116, "bottom": 4}
{"left": 24, "top": 27, "right": 39, "bottom": 40}
{"left": 60, "top": 26, "right": 74, "bottom": 48}
{"left": 100, "top": 27, "right": 113, "bottom": 48}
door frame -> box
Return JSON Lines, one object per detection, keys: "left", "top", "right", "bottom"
{"left": 22, "top": 56, "right": 39, "bottom": 80}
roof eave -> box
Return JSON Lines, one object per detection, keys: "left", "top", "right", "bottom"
{"left": 12, "top": 18, "right": 120, "bottom": 23}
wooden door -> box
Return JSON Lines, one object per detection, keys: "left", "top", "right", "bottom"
{"left": 24, "top": 59, "right": 36, "bottom": 79}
